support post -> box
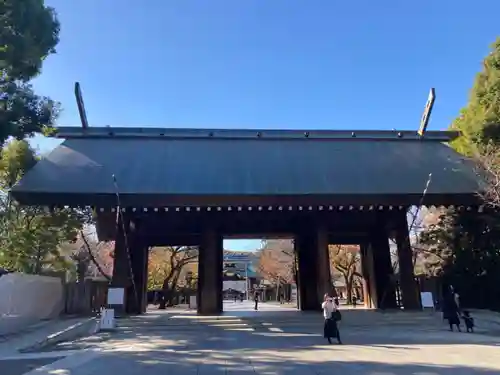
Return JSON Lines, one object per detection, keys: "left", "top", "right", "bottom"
{"left": 142, "top": 247, "right": 149, "bottom": 313}
{"left": 127, "top": 243, "right": 148, "bottom": 314}
{"left": 359, "top": 243, "right": 377, "bottom": 308}
{"left": 370, "top": 229, "right": 397, "bottom": 309}
{"left": 295, "top": 237, "right": 312, "bottom": 310}
{"left": 394, "top": 212, "right": 421, "bottom": 310}
{"left": 315, "top": 225, "right": 332, "bottom": 304}
{"left": 295, "top": 224, "right": 331, "bottom": 311}
{"left": 197, "top": 227, "right": 223, "bottom": 315}
{"left": 111, "top": 214, "right": 131, "bottom": 315}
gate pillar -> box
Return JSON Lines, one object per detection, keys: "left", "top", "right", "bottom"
{"left": 394, "top": 211, "right": 421, "bottom": 310}
{"left": 296, "top": 224, "right": 331, "bottom": 311}
{"left": 197, "top": 227, "right": 223, "bottom": 315}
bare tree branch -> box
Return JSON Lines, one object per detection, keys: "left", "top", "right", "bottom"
{"left": 80, "top": 230, "right": 111, "bottom": 281}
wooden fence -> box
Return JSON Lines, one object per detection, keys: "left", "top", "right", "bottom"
{"left": 64, "top": 279, "right": 109, "bottom": 315}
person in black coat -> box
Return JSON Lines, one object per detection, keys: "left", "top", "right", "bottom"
{"left": 442, "top": 287, "right": 461, "bottom": 332}
{"left": 462, "top": 310, "right": 475, "bottom": 333}
{"left": 253, "top": 290, "right": 260, "bottom": 310}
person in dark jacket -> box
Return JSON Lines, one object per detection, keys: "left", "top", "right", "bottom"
{"left": 462, "top": 310, "right": 475, "bottom": 333}
{"left": 253, "top": 290, "right": 260, "bottom": 310}
{"left": 442, "top": 287, "right": 461, "bottom": 331}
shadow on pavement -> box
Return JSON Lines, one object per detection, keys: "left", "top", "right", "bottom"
{"left": 70, "top": 331, "right": 500, "bottom": 375}
{"left": 34, "top": 307, "right": 500, "bottom": 374}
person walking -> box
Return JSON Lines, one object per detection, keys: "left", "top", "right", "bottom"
{"left": 322, "top": 294, "right": 342, "bottom": 344}
{"left": 442, "top": 286, "right": 461, "bottom": 332}
{"left": 351, "top": 296, "right": 357, "bottom": 308}
{"left": 253, "top": 289, "right": 260, "bottom": 311}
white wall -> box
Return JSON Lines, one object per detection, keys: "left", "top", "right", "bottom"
{"left": 0, "top": 273, "right": 64, "bottom": 335}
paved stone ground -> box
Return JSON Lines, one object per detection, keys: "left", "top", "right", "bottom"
{"left": 0, "top": 316, "right": 98, "bottom": 375}
{"left": 13, "top": 301, "right": 500, "bottom": 375}
{"left": 0, "top": 317, "right": 95, "bottom": 352}
{"left": 22, "top": 326, "right": 500, "bottom": 374}
{"left": 0, "top": 356, "right": 64, "bottom": 375}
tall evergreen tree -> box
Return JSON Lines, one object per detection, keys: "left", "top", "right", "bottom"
{"left": 0, "top": 0, "right": 61, "bottom": 145}
{"left": 451, "top": 38, "right": 500, "bottom": 154}
{"left": 420, "top": 38, "right": 500, "bottom": 310}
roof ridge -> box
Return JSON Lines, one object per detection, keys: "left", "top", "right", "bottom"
{"left": 54, "top": 127, "right": 459, "bottom": 142}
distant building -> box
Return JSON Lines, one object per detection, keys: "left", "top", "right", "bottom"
{"left": 223, "top": 251, "right": 260, "bottom": 298}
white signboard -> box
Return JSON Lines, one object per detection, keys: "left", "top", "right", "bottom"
{"left": 189, "top": 295, "right": 197, "bottom": 309}
{"left": 290, "top": 285, "right": 298, "bottom": 302}
{"left": 223, "top": 280, "right": 246, "bottom": 292}
{"left": 420, "top": 292, "right": 434, "bottom": 308}
{"left": 107, "top": 287, "right": 125, "bottom": 305}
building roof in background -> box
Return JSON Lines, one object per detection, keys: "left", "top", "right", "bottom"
{"left": 223, "top": 250, "right": 258, "bottom": 262}
{"left": 224, "top": 250, "right": 259, "bottom": 277}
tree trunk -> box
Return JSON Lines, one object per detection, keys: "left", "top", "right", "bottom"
{"left": 348, "top": 273, "right": 355, "bottom": 302}
{"left": 34, "top": 245, "right": 42, "bottom": 274}
{"left": 344, "top": 273, "right": 352, "bottom": 304}
{"left": 159, "top": 273, "right": 174, "bottom": 309}
{"left": 167, "top": 269, "right": 182, "bottom": 306}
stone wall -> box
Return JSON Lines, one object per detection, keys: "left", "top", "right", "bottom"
{"left": 0, "top": 273, "right": 64, "bottom": 336}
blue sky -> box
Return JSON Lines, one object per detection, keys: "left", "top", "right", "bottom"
{"left": 31, "top": 1, "right": 499, "bottom": 251}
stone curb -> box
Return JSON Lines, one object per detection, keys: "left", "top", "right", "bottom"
{"left": 0, "top": 319, "right": 54, "bottom": 342}
{"left": 19, "top": 317, "right": 100, "bottom": 353}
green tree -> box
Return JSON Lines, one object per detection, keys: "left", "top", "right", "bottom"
{"left": 450, "top": 38, "right": 500, "bottom": 155}
{"left": 419, "top": 37, "right": 500, "bottom": 310}
{"left": 0, "top": 140, "right": 83, "bottom": 274}
{"left": 420, "top": 209, "right": 500, "bottom": 310}
{"left": 0, "top": 0, "right": 61, "bottom": 145}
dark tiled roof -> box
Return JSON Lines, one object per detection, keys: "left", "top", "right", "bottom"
{"left": 11, "top": 128, "right": 481, "bottom": 206}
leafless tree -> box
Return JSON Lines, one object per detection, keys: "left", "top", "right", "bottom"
{"left": 258, "top": 239, "right": 295, "bottom": 299}
{"left": 329, "top": 244, "right": 361, "bottom": 303}
{"left": 61, "top": 230, "right": 113, "bottom": 282}
{"left": 153, "top": 246, "right": 198, "bottom": 309}
{"left": 474, "top": 142, "right": 500, "bottom": 207}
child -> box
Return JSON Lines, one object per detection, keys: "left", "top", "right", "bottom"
{"left": 462, "top": 310, "right": 474, "bottom": 333}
